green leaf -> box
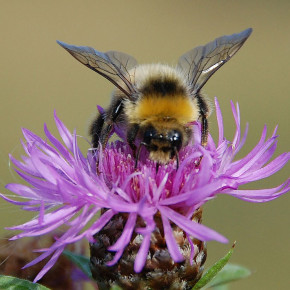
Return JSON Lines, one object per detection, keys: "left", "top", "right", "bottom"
{"left": 205, "top": 263, "right": 251, "bottom": 288}
{"left": 210, "top": 285, "right": 228, "bottom": 290}
{"left": 192, "top": 242, "right": 236, "bottom": 289}
{"left": 0, "top": 275, "right": 50, "bottom": 290}
{"left": 110, "top": 285, "right": 123, "bottom": 290}
{"left": 62, "top": 250, "right": 92, "bottom": 279}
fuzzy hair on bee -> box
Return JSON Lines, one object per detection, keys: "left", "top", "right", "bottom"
{"left": 57, "top": 28, "right": 252, "bottom": 168}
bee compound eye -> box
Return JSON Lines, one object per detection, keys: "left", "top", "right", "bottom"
{"left": 143, "top": 127, "right": 156, "bottom": 145}
{"left": 170, "top": 130, "right": 182, "bottom": 151}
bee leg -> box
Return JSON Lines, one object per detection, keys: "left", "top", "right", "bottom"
{"left": 90, "top": 113, "right": 105, "bottom": 149}
{"left": 99, "top": 122, "right": 114, "bottom": 147}
{"left": 194, "top": 94, "right": 209, "bottom": 168}
{"left": 127, "top": 123, "right": 140, "bottom": 158}
{"left": 90, "top": 99, "right": 124, "bottom": 149}
{"left": 201, "top": 115, "right": 208, "bottom": 147}
{"left": 193, "top": 115, "right": 207, "bottom": 169}
{"left": 195, "top": 94, "right": 209, "bottom": 147}
{"left": 90, "top": 114, "right": 114, "bottom": 149}
{"left": 193, "top": 115, "right": 207, "bottom": 168}
{"left": 135, "top": 142, "right": 145, "bottom": 169}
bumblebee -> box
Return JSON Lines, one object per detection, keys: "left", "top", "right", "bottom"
{"left": 57, "top": 28, "right": 252, "bottom": 167}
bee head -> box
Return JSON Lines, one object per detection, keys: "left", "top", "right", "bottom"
{"left": 141, "top": 125, "right": 183, "bottom": 165}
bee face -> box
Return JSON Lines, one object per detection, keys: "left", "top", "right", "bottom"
{"left": 141, "top": 124, "right": 184, "bottom": 164}
{"left": 57, "top": 28, "right": 252, "bottom": 168}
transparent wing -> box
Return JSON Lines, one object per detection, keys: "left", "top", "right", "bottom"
{"left": 57, "top": 41, "right": 138, "bottom": 98}
{"left": 177, "top": 28, "right": 252, "bottom": 95}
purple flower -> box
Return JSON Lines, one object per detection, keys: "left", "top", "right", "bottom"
{"left": 1, "top": 98, "right": 289, "bottom": 282}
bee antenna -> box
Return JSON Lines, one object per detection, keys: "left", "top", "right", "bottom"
{"left": 135, "top": 142, "right": 146, "bottom": 169}
{"left": 156, "top": 162, "right": 160, "bottom": 174}
{"left": 174, "top": 147, "right": 180, "bottom": 170}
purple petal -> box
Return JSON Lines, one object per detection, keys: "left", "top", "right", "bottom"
{"left": 159, "top": 206, "right": 228, "bottom": 243}
{"left": 160, "top": 178, "right": 237, "bottom": 207}
{"left": 54, "top": 111, "right": 74, "bottom": 152}
{"left": 161, "top": 214, "right": 184, "bottom": 262}
{"left": 109, "top": 213, "right": 137, "bottom": 251}
{"left": 97, "top": 105, "right": 105, "bottom": 114}
{"left": 85, "top": 209, "right": 115, "bottom": 239}
{"left": 134, "top": 231, "right": 151, "bottom": 273}
{"left": 230, "top": 101, "right": 241, "bottom": 148}
{"left": 226, "top": 179, "right": 290, "bottom": 202}
{"left": 44, "top": 123, "right": 74, "bottom": 163}
{"left": 32, "top": 247, "right": 64, "bottom": 282}
{"left": 5, "top": 183, "right": 40, "bottom": 200}
{"left": 231, "top": 136, "right": 277, "bottom": 177}
{"left": 215, "top": 97, "right": 224, "bottom": 146}
{"left": 238, "top": 153, "right": 290, "bottom": 183}
{"left": 9, "top": 206, "right": 79, "bottom": 232}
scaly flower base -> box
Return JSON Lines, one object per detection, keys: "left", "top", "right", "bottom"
{"left": 90, "top": 208, "right": 206, "bottom": 290}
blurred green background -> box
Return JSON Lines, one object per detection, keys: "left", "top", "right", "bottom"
{"left": 0, "top": 1, "right": 289, "bottom": 289}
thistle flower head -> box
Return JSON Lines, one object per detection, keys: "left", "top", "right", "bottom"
{"left": 1, "top": 98, "right": 289, "bottom": 283}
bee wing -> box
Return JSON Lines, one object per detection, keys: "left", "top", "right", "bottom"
{"left": 177, "top": 28, "right": 252, "bottom": 95}
{"left": 57, "top": 41, "right": 138, "bottom": 99}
